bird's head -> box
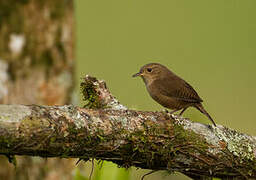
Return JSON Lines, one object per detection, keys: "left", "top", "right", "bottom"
{"left": 132, "top": 63, "right": 170, "bottom": 84}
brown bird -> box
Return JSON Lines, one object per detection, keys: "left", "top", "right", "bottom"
{"left": 133, "top": 63, "right": 216, "bottom": 126}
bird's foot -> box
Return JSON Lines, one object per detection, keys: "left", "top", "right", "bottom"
{"left": 164, "top": 109, "right": 169, "bottom": 113}
{"left": 163, "top": 109, "right": 181, "bottom": 117}
{"left": 162, "top": 110, "right": 179, "bottom": 119}
{"left": 163, "top": 109, "right": 174, "bottom": 115}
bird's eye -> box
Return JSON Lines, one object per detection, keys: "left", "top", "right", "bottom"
{"left": 147, "top": 68, "right": 152, "bottom": 72}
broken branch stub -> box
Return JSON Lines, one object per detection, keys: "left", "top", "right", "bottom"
{"left": 81, "top": 75, "right": 127, "bottom": 110}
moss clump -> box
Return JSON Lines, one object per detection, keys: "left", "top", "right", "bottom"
{"left": 6, "top": 155, "right": 17, "bottom": 167}
{"left": 125, "top": 119, "right": 211, "bottom": 170}
{"left": 80, "top": 76, "right": 105, "bottom": 109}
{"left": 21, "top": 116, "right": 50, "bottom": 129}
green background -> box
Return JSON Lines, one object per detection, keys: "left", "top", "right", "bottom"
{"left": 75, "top": 1, "right": 256, "bottom": 180}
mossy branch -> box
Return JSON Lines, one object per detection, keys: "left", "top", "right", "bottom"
{"left": 0, "top": 75, "right": 256, "bottom": 179}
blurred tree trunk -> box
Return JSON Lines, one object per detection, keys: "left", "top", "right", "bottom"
{"left": 0, "top": 0, "right": 75, "bottom": 179}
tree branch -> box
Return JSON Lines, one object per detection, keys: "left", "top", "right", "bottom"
{"left": 0, "top": 75, "right": 256, "bottom": 179}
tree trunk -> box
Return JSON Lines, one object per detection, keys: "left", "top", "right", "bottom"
{"left": 0, "top": 0, "right": 75, "bottom": 179}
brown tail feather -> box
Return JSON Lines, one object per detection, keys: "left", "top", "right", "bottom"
{"left": 194, "top": 103, "right": 216, "bottom": 126}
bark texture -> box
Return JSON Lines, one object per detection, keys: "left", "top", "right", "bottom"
{"left": 0, "top": 0, "right": 74, "bottom": 105}
{"left": 0, "top": 0, "right": 75, "bottom": 179}
{"left": 1, "top": 76, "right": 256, "bottom": 180}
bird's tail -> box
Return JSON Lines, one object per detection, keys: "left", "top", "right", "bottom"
{"left": 194, "top": 103, "right": 216, "bottom": 126}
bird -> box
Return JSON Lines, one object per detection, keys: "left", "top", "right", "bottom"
{"left": 132, "top": 63, "right": 216, "bottom": 126}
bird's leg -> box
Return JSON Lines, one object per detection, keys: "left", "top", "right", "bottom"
{"left": 179, "top": 107, "right": 188, "bottom": 115}
{"left": 169, "top": 109, "right": 180, "bottom": 114}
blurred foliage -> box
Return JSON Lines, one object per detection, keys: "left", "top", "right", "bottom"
{"left": 74, "top": 168, "right": 88, "bottom": 180}
{"left": 75, "top": 0, "right": 256, "bottom": 180}
{"left": 74, "top": 161, "right": 129, "bottom": 180}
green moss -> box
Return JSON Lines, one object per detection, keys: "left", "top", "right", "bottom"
{"left": 80, "top": 77, "right": 105, "bottom": 109}
{"left": 122, "top": 119, "right": 210, "bottom": 169}
{"left": 21, "top": 117, "right": 43, "bottom": 128}
{"left": 0, "top": 137, "right": 12, "bottom": 149}
{"left": 6, "top": 154, "right": 17, "bottom": 167}
{"left": 50, "top": 137, "right": 56, "bottom": 143}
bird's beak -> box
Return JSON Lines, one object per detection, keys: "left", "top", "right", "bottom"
{"left": 132, "top": 72, "right": 142, "bottom": 77}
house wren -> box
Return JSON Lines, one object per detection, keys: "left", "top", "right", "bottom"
{"left": 133, "top": 63, "right": 216, "bottom": 126}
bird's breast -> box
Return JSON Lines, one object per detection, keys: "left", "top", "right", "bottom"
{"left": 146, "top": 84, "right": 179, "bottom": 109}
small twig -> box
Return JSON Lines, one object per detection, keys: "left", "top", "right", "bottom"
{"left": 75, "top": 158, "right": 82, "bottom": 165}
{"left": 141, "top": 170, "right": 157, "bottom": 180}
{"left": 89, "top": 158, "right": 94, "bottom": 180}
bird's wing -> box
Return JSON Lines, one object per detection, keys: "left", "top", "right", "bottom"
{"left": 153, "top": 76, "right": 203, "bottom": 103}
